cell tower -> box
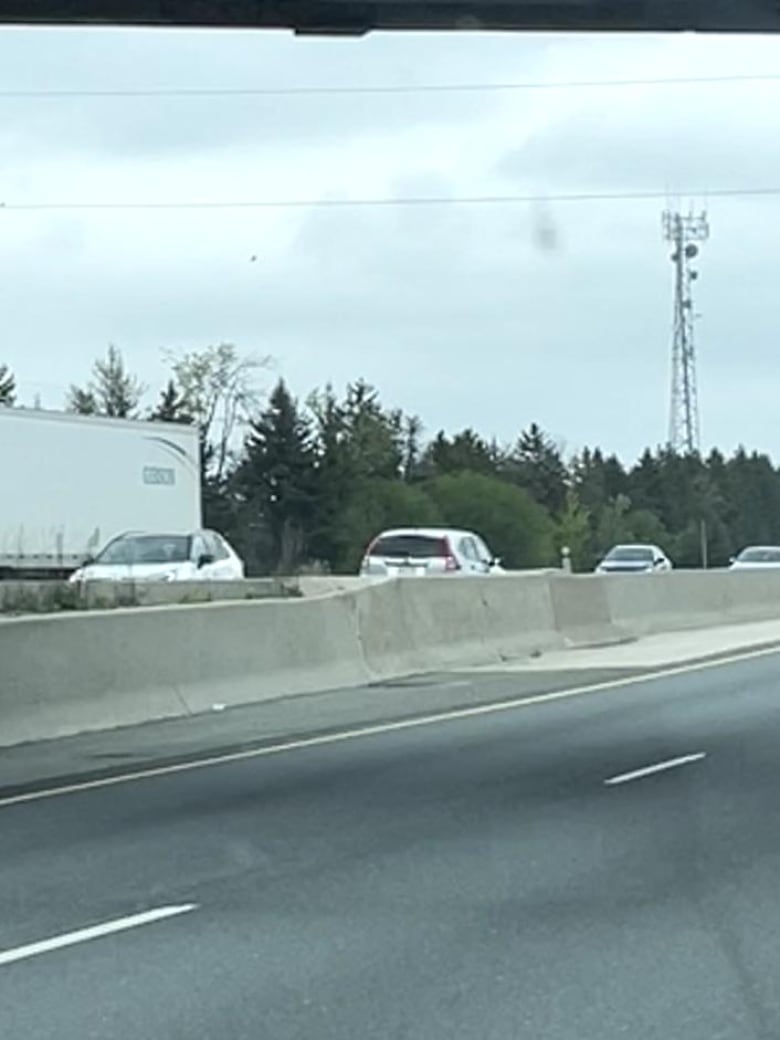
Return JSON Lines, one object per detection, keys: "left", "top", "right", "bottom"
{"left": 662, "top": 208, "right": 709, "bottom": 454}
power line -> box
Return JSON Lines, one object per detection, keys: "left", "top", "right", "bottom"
{"left": 1, "top": 72, "right": 780, "bottom": 99}
{"left": 1, "top": 185, "right": 780, "bottom": 212}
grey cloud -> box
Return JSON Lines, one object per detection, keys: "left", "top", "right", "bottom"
{"left": 0, "top": 28, "right": 546, "bottom": 160}
{"left": 496, "top": 82, "right": 780, "bottom": 193}
{"left": 0, "top": 26, "right": 546, "bottom": 91}
{"left": 0, "top": 91, "right": 504, "bottom": 162}
{"left": 4, "top": 182, "right": 774, "bottom": 457}
{"left": 2, "top": 196, "right": 675, "bottom": 452}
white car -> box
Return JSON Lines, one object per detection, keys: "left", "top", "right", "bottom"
{"left": 360, "top": 527, "right": 502, "bottom": 577}
{"left": 68, "top": 529, "right": 245, "bottom": 583}
{"left": 729, "top": 546, "right": 780, "bottom": 570}
{"left": 595, "top": 543, "right": 672, "bottom": 574}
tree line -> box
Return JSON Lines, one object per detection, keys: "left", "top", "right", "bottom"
{"left": 2, "top": 346, "right": 779, "bottom": 575}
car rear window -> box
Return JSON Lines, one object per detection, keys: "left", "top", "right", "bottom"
{"left": 738, "top": 548, "right": 780, "bottom": 563}
{"left": 370, "top": 535, "right": 448, "bottom": 559}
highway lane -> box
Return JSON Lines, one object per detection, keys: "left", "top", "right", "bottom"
{"left": 3, "top": 651, "right": 780, "bottom": 1039}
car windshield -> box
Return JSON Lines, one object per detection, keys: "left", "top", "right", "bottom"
{"left": 737, "top": 548, "right": 780, "bottom": 563}
{"left": 606, "top": 547, "right": 654, "bottom": 562}
{"left": 371, "top": 535, "right": 448, "bottom": 559}
{"left": 95, "top": 535, "right": 192, "bottom": 565}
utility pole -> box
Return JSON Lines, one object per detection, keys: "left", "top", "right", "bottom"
{"left": 662, "top": 209, "right": 709, "bottom": 454}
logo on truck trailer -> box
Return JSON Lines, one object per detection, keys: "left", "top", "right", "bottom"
{"left": 142, "top": 466, "right": 176, "bottom": 486}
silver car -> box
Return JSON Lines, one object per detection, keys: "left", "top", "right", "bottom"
{"left": 595, "top": 543, "right": 672, "bottom": 574}
{"left": 69, "top": 529, "right": 245, "bottom": 583}
{"left": 360, "top": 527, "right": 502, "bottom": 577}
{"left": 729, "top": 546, "right": 780, "bottom": 570}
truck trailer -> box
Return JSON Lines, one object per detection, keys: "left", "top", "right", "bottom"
{"left": 0, "top": 407, "right": 201, "bottom": 578}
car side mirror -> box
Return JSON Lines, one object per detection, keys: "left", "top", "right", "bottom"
{"left": 82, "top": 554, "right": 95, "bottom": 567}
{"left": 197, "top": 552, "right": 215, "bottom": 568}
{"left": 728, "top": 556, "right": 735, "bottom": 565}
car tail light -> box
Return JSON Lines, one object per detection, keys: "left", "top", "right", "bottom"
{"left": 441, "top": 538, "right": 460, "bottom": 572}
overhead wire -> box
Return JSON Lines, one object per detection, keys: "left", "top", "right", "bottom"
{"left": 0, "top": 72, "right": 779, "bottom": 99}
{"left": 1, "top": 186, "right": 779, "bottom": 212}
{"left": 2, "top": 72, "right": 777, "bottom": 214}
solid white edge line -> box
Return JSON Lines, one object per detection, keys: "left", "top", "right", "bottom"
{"left": 604, "top": 752, "right": 707, "bottom": 786}
{"left": 2, "top": 641, "right": 779, "bottom": 811}
{"left": 0, "top": 904, "right": 197, "bottom": 968}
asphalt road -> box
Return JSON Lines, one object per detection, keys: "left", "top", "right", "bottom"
{"left": 3, "top": 651, "right": 780, "bottom": 1039}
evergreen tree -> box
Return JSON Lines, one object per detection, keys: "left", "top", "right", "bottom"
{"left": 306, "top": 385, "right": 357, "bottom": 569}
{"left": 698, "top": 449, "right": 734, "bottom": 565}
{"left": 306, "top": 381, "right": 408, "bottom": 568}
{"left": 67, "top": 386, "right": 98, "bottom": 414}
{"left": 601, "top": 452, "right": 630, "bottom": 502}
{"left": 67, "top": 345, "right": 145, "bottom": 418}
{"left": 341, "top": 379, "right": 403, "bottom": 481}
{"left": 422, "top": 428, "right": 498, "bottom": 476}
{"left": 651, "top": 449, "right": 704, "bottom": 534}
{"left": 401, "top": 413, "right": 424, "bottom": 481}
{"left": 722, "top": 448, "right": 780, "bottom": 549}
{"left": 571, "top": 448, "right": 608, "bottom": 514}
{"left": 94, "top": 345, "right": 144, "bottom": 417}
{"left": 506, "top": 422, "right": 568, "bottom": 515}
{"left": 149, "top": 379, "right": 191, "bottom": 424}
{"left": 627, "top": 449, "right": 665, "bottom": 516}
{"left": 238, "top": 380, "right": 315, "bottom": 574}
{"left": 0, "top": 363, "right": 16, "bottom": 405}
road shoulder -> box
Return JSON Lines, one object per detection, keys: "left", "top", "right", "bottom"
{"left": 0, "top": 667, "right": 641, "bottom": 798}
{"left": 5, "top": 617, "right": 780, "bottom": 799}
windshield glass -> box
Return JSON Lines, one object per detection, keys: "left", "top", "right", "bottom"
{"left": 95, "top": 535, "right": 192, "bottom": 565}
{"left": 737, "top": 547, "right": 780, "bottom": 563}
{"left": 606, "top": 546, "right": 654, "bottom": 562}
{"left": 371, "top": 535, "right": 448, "bottom": 559}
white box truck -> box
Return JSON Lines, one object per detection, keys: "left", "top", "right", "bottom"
{"left": 0, "top": 407, "right": 201, "bottom": 578}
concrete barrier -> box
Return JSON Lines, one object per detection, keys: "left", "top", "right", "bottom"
{"left": 356, "top": 573, "right": 562, "bottom": 678}
{"left": 4, "top": 569, "right": 780, "bottom": 748}
{"left": 603, "top": 569, "right": 780, "bottom": 635}
{"left": 547, "top": 573, "right": 627, "bottom": 647}
{"left": 0, "top": 595, "right": 369, "bottom": 746}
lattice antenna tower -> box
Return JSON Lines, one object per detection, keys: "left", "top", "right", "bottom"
{"left": 662, "top": 208, "right": 709, "bottom": 454}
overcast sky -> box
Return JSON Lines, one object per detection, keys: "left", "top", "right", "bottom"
{"left": 1, "top": 26, "right": 779, "bottom": 461}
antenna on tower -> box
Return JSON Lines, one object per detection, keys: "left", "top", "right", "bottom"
{"left": 662, "top": 207, "right": 709, "bottom": 454}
